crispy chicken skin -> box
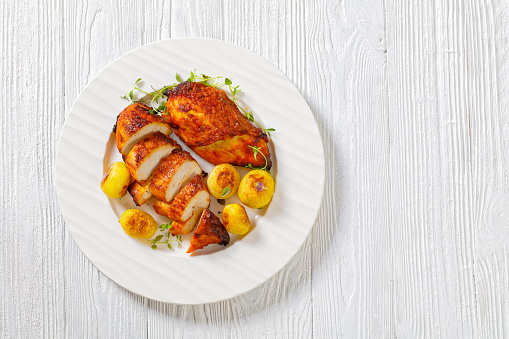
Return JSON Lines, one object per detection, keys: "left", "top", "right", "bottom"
{"left": 152, "top": 199, "right": 172, "bottom": 217}
{"left": 116, "top": 103, "right": 172, "bottom": 155}
{"left": 166, "top": 174, "right": 210, "bottom": 221}
{"left": 127, "top": 181, "right": 151, "bottom": 206}
{"left": 124, "top": 133, "right": 180, "bottom": 182}
{"left": 149, "top": 149, "right": 202, "bottom": 203}
{"left": 165, "top": 82, "right": 271, "bottom": 169}
{"left": 170, "top": 208, "right": 203, "bottom": 235}
{"left": 187, "top": 209, "right": 230, "bottom": 253}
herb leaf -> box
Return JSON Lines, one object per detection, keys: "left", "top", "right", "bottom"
{"left": 147, "top": 222, "right": 181, "bottom": 250}
{"left": 221, "top": 185, "right": 231, "bottom": 198}
{"left": 247, "top": 146, "right": 270, "bottom": 173}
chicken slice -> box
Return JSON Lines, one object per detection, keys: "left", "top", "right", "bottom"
{"left": 124, "top": 133, "right": 180, "bottom": 182}
{"left": 127, "top": 181, "right": 151, "bottom": 206}
{"left": 170, "top": 207, "right": 205, "bottom": 235}
{"left": 152, "top": 176, "right": 210, "bottom": 234}
{"left": 154, "top": 198, "right": 205, "bottom": 235}
{"left": 166, "top": 175, "right": 210, "bottom": 221}
{"left": 152, "top": 199, "right": 172, "bottom": 217}
{"left": 149, "top": 149, "right": 202, "bottom": 203}
{"left": 116, "top": 103, "right": 172, "bottom": 155}
{"left": 186, "top": 208, "right": 230, "bottom": 253}
{"left": 164, "top": 81, "right": 271, "bottom": 169}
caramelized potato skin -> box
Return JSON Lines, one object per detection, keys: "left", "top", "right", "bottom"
{"left": 119, "top": 209, "right": 158, "bottom": 239}
{"left": 222, "top": 204, "right": 250, "bottom": 235}
{"left": 238, "top": 170, "right": 275, "bottom": 209}
{"left": 101, "top": 162, "right": 132, "bottom": 198}
{"left": 206, "top": 164, "right": 240, "bottom": 199}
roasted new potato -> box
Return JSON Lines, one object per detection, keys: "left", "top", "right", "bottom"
{"left": 207, "top": 164, "right": 241, "bottom": 199}
{"left": 101, "top": 162, "right": 132, "bottom": 198}
{"left": 119, "top": 209, "right": 158, "bottom": 239}
{"left": 222, "top": 204, "right": 251, "bottom": 235}
{"left": 238, "top": 170, "right": 275, "bottom": 209}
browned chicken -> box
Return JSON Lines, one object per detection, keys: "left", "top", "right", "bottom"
{"left": 164, "top": 82, "right": 271, "bottom": 169}
{"left": 116, "top": 103, "right": 172, "bottom": 155}
{"left": 124, "top": 132, "right": 180, "bottom": 182}
{"left": 165, "top": 174, "right": 210, "bottom": 222}
{"left": 127, "top": 181, "right": 151, "bottom": 206}
{"left": 187, "top": 208, "right": 230, "bottom": 253}
{"left": 149, "top": 149, "right": 202, "bottom": 203}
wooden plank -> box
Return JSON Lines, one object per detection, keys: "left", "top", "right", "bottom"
{"left": 385, "top": 0, "right": 486, "bottom": 336}
{"left": 9, "top": 0, "right": 509, "bottom": 336}
{"left": 0, "top": 0, "right": 66, "bottom": 337}
{"left": 305, "top": 0, "right": 393, "bottom": 337}
{"left": 62, "top": 0, "right": 149, "bottom": 337}
{"left": 470, "top": 0, "right": 509, "bottom": 337}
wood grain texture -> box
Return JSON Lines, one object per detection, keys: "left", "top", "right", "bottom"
{"left": 3, "top": 0, "right": 509, "bottom": 337}
{"left": 306, "top": 0, "right": 393, "bottom": 337}
{"left": 386, "top": 0, "right": 509, "bottom": 337}
{"left": 386, "top": 1, "right": 478, "bottom": 337}
{"left": 1, "top": 0, "right": 66, "bottom": 338}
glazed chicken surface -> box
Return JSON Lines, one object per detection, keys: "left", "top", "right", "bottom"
{"left": 164, "top": 82, "right": 272, "bottom": 169}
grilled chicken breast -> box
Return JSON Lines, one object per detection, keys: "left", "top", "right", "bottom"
{"left": 170, "top": 207, "right": 204, "bottom": 235}
{"left": 152, "top": 176, "right": 210, "bottom": 235}
{"left": 149, "top": 149, "right": 202, "bottom": 203}
{"left": 124, "top": 133, "right": 180, "bottom": 182}
{"left": 116, "top": 103, "right": 172, "bottom": 155}
{"left": 165, "top": 82, "right": 271, "bottom": 169}
{"left": 166, "top": 175, "right": 210, "bottom": 221}
{"left": 127, "top": 181, "right": 151, "bottom": 206}
{"left": 152, "top": 199, "right": 173, "bottom": 217}
{"left": 187, "top": 208, "right": 230, "bottom": 253}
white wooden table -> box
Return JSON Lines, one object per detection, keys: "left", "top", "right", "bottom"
{"left": 2, "top": 0, "right": 509, "bottom": 337}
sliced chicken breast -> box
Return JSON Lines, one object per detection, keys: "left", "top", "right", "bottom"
{"left": 124, "top": 133, "right": 180, "bottom": 182}
{"left": 166, "top": 175, "right": 210, "bottom": 221}
{"left": 149, "top": 149, "right": 202, "bottom": 203}
{"left": 128, "top": 181, "right": 151, "bottom": 206}
{"left": 152, "top": 199, "right": 172, "bottom": 217}
{"left": 153, "top": 199, "right": 204, "bottom": 234}
{"left": 170, "top": 207, "right": 205, "bottom": 235}
{"left": 116, "top": 103, "right": 172, "bottom": 155}
{"left": 187, "top": 208, "right": 230, "bottom": 253}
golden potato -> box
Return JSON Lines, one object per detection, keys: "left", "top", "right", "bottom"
{"left": 101, "top": 162, "right": 132, "bottom": 198}
{"left": 238, "top": 170, "right": 275, "bottom": 209}
{"left": 119, "top": 209, "right": 158, "bottom": 239}
{"left": 222, "top": 204, "right": 251, "bottom": 235}
{"left": 207, "top": 164, "right": 241, "bottom": 199}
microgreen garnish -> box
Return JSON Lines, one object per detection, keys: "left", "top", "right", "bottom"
{"left": 147, "top": 222, "right": 182, "bottom": 250}
{"left": 159, "top": 222, "right": 173, "bottom": 231}
{"left": 255, "top": 182, "right": 265, "bottom": 192}
{"left": 247, "top": 145, "right": 270, "bottom": 173}
{"left": 122, "top": 71, "right": 276, "bottom": 135}
{"left": 221, "top": 185, "right": 231, "bottom": 198}
{"left": 122, "top": 78, "right": 175, "bottom": 115}
{"left": 183, "top": 69, "right": 225, "bottom": 87}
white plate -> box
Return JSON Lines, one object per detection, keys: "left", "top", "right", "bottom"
{"left": 56, "top": 38, "right": 325, "bottom": 304}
